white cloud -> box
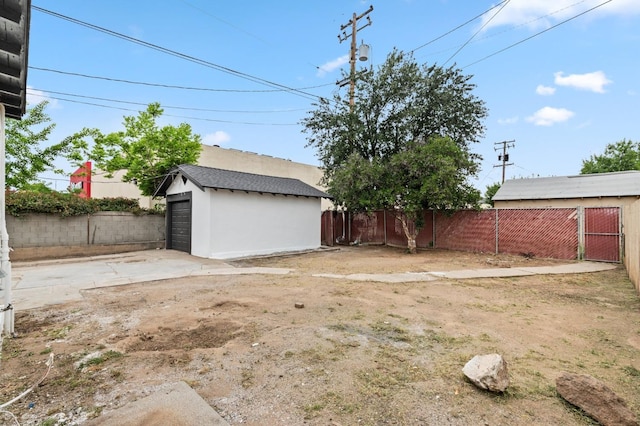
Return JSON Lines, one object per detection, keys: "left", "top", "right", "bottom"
{"left": 480, "top": 0, "right": 640, "bottom": 31}
{"left": 26, "top": 87, "right": 60, "bottom": 108}
{"left": 526, "top": 106, "right": 574, "bottom": 126}
{"left": 317, "top": 55, "right": 349, "bottom": 77}
{"left": 203, "top": 131, "right": 231, "bottom": 145}
{"left": 554, "top": 71, "right": 612, "bottom": 93}
{"left": 498, "top": 116, "right": 519, "bottom": 125}
{"left": 536, "top": 85, "right": 555, "bottom": 96}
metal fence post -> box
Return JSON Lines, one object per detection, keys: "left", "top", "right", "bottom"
{"left": 577, "top": 206, "right": 584, "bottom": 260}
{"left": 495, "top": 208, "right": 499, "bottom": 255}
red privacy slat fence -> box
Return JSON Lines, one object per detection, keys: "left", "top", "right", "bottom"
{"left": 321, "top": 207, "right": 620, "bottom": 262}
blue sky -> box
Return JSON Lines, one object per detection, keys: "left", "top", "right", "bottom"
{"left": 27, "top": 0, "right": 640, "bottom": 192}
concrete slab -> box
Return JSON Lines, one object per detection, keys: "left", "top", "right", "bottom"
{"left": 314, "top": 262, "right": 618, "bottom": 283}
{"left": 85, "top": 382, "right": 229, "bottom": 426}
{"left": 435, "top": 262, "right": 617, "bottom": 280}
{"left": 11, "top": 250, "right": 291, "bottom": 310}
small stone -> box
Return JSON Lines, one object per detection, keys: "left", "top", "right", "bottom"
{"left": 294, "top": 303, "right": 304, "bottom": 309}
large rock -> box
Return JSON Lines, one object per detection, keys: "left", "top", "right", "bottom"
{"left": 462, "top": 354, "right": 509, "bottom": 392}
{"left": 556, "top": 372, "right": 638, "bottom": 426}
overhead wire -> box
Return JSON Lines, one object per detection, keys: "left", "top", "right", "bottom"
{"left": 32, "top": 6, "right": 323, "bottom": 102}
{"left": 33, "top": 94, "right": 299, "bottom": 125}
{"left": 409, "top": 0, "right": 509, "bottom": 54}
{"left": 29, "top": 88, "right": 307, "bottom": 113}
{"left": 29, "top": 66, "right": 334, "bottom": 93}
{"left": 463, "top": 0, "right": 613, "bottom": 68}
{"left": 442, "top": 0, "right": 511, "bottom": 66}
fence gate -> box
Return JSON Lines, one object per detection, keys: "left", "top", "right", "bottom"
{"left": 583, "top": 207, "right": 621, "bottom": 262}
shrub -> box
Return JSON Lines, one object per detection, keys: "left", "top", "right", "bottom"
{"left": 6, "top": 191, "right": 161, "bottom": 217}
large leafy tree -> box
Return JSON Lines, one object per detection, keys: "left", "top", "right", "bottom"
{"left": 5, "top": 101, "right": 85, "bottom": 190}
{"left": 303, "top": 49, "right": 487, "bottom": 253}
{"left": 83, "top": 103, "right": 202, "bottom": 196}
{"left": 580, "top": 139, "right": 640, "bottom": 174}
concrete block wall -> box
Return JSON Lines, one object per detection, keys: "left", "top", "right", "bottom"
{"left": 7, "top": 213, "right": 165, "bottom": 248}
{"left": 89, "top": 212, "right": 165, "bottom": 245}
{"left": 8, "top": 214, "right": 88, "bottom": 247}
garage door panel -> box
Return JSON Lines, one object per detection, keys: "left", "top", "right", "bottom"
{"left": 168, "top": 196, "right": 191, "bottom": 253}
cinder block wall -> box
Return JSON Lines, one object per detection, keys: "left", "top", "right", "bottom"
{"left": 7, "top": 214, "right": 88, "bottom": 247}
{"left": 89, "top": 212, "right": 166, "bottom": 244}
{"left": 7, "top": 213, "right": 165, "bottom": 248}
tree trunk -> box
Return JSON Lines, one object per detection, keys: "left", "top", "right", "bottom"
{"left": 398, "top": 213, "right": 419, "bottom": 254}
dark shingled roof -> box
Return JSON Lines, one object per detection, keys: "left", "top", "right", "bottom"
{"left": 154, "top": 164, "right": 331, "bottom": 199}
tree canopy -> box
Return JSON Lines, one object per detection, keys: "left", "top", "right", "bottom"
{"left": 5, "top": 101, "right": 85, "bottom": 190}
{"left": 302, "top": 49, "right": 487, "bottom": 252}
{"left": 580, "top": 139, "right": 640, "bottom": 174}
{"left": 484, "top": 182, "right": 501, "bottom": 207}
{"left": 81, "top": 103, "right": 202, "bottom": 196}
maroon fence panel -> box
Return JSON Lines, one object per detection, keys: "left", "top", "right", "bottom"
{"left": 498, "top": 209, "right": 578, "bottom": 260}
{"left": 351, "top": 211, "right": 385, "bottom": 244}
{"left": 584, "top": 207, "right": 620, "bottom": 262}
{"left": 416, "top": 210, "right": 435, "bottom": 248}
{"left": 320, "top": 211, "right": 333, "bottom": 246}
{"left": 385, "top": 211, "right": 408, "bottom": 247}
{"left": 434, "top": 210, "right": 496, "bottom": 253}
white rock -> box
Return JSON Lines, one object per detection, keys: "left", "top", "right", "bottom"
{"left": 462, "top": 353, "right": 509, "bottom": 392}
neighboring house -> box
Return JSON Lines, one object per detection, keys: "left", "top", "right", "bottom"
{"left": 89, "top": 144, "right": 331, "bottom": 209}
{"left": 492, "top": 171, "right": 640, "bottom": 209}
{"left": 153, "top": 164, "right": 331, "bottom": 259}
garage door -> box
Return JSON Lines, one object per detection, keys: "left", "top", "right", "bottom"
{"left": 167, "top": 193, "right": 192, "bottom": 253}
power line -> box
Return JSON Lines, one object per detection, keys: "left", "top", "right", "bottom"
{"left": 32, "top": 6, "right": 322, "bottom": 102}
{"left": 463, "top": 0, "right": 613, "bottom": 69}
{"left": 442, "top": 0, "right": 511, "bottom": 66}
{"left": 30, "top": 88, "right": 307, "bottom": 114}
{"left": 35, "top": 94, "right": 299, "bottom": 126}
{"left": 409, "top": 0, "right": 509, "bottom": 54}
{"left": 30, "top": 66, "right": 333, "bottom": 93}
{"left": 412, "top": 0, "right": 591, "bottom": 61}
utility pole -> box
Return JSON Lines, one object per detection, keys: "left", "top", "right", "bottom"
{"left": 493, "top": 140, "right": 515, "bottom": 184}
{"left": 338, "top": 5, "right": 373, "bottom": 109}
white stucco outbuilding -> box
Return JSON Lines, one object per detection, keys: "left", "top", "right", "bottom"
{"left": 154, "top": 164, "right": 331, "bottom": 259}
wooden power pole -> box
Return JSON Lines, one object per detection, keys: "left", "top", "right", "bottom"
{"left": 493, "top": 140, "right": 515, "bottom": 183}
{"left": 338, "top": 5, "right": 373, "bottom": 109}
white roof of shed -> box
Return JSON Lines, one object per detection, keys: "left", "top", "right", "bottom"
{"left": 493, "top": 171, "right": 640, "bottom": 201}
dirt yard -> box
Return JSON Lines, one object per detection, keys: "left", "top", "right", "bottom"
{"left": 1, "top": 246, "right": 639, "bottom": 425}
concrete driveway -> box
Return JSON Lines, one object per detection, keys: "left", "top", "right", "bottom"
{"left": 10, "top": 249, "right": 291, "bottom": 310}
{"left": 9, "top": 249, "right": 617, "bottom": 310}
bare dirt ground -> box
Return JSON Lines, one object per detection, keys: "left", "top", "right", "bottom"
{"left": 1, "top": 246, "right": 639, "bottom": 425}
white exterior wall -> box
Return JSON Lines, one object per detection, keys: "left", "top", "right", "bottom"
{"left": 206, "top": 189, "right": 321, "bottom": 259}
{"left": 165, "top": 174, "right": 322, "bottom": 259}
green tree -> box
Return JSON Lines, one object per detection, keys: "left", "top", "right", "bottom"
{"left": 484, "top": 182, "right": 501, "bottom": 207}
{"left": 580, "top": 139, "right": 640, "bottom": 174}
{"left": 5, "top": 101, "right": 85, "bottom": 190}
{"left": 303, "top": 49, "right": 486, "bottom": 253}
{"left": 84, "top": 103, "right": 202, "bottom": 196}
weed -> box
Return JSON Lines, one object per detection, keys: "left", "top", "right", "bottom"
{"left": 48, "top": 325, "right": 72, "bottom": 339}
{"left": 80, "top": 350, "right": 123, "bottom": 369}
{"left": 241, "top": 369, "right": 254, "bottom": 388}
{"left": 622, "top": 365, "right": 640, "bottom": 377}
